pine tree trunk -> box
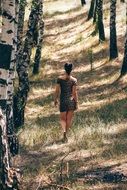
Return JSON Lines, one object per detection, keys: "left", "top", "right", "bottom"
{"left": 14, "top": 0, "right": 41, "bottom": 128}
{"left": 88, "top": 0, "right": 95, "bottom": 20}
{"left": 33, "top": 1, "right": 44, "bottom": 75}
{"left": 110, "top": 0, "right": 118, "bottom": 60}
{"left": 97, "top": 0, "right": 105, "bottom": 41}
{"left": 81, "top": 0, "right": 86, "bottom": 6}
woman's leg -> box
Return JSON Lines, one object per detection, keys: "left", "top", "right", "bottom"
{"left": 60, "top": 112, "right": 67, "bottom": 133}
{"left": 66, "top": 111, "right": 74, "bottom": 132}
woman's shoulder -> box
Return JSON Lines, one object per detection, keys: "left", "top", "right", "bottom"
{"left": 70, "top": 76, "right": 77, "bottom": 83}
{"left": 57, "top": 75, "right": 64, "bottom": 84}
{"left": 58, "top": 75, "right": 66, "bottom": 80}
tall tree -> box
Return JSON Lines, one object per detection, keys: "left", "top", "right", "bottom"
{"left": 110, "top": 0, "right": 118, "bottom": 60}
{"left": 5, "top": 0, "right": 19, "bottom": 156}
{"left": 17, "top": 0, "right": 26, "bottom": 53}
{"left": 88, "top": 0, "right": 95, "bottom": 20}
{"left": 121, "top": 37, "right": 127, "bottom": 76}
{"left": 97, "top": 0, "right": 105, "bottom": 41}
{"left": 33, "top": 1, "right": 44, "bottom": 75}
{"left": 14, "top": 0, "right": 42, "bottom": 128}
{"left": 93, "top": 0, "right": 98, "bottom": 23}
{"left": 120, "top": 1, "right": 127, "bottom": 76}
{"left": 0, "top": 0, "right": 19, "bottom": 187}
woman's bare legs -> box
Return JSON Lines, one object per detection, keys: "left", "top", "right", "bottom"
{"left": 60, "top": 112, "right": 68, "bottom": 142}
{"left": 60, "top": 112, "right": 67, "bottom": 133}
{"left": 60, "top": 111, "right": 74, "bottom": 142}
{"left": 66, "top": 111, "right": 74, "bottom": 132}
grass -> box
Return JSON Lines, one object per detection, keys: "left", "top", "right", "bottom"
{"left": 16, "top": 0, "right": 127, "bottom": 189}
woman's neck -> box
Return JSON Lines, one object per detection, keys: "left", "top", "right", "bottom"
{"left": 65, "top": 73, "right": 71, "bottom": 79}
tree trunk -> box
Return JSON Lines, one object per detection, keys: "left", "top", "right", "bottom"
{"left": 81, "top": 0, "right": 86, "bottom": 6}
{"left": 0, "top": 44, "right": 19, "bottom": 189}
{"left": 17, "top": 0, "right": 26, "bottom": 53}
{"left": 14, "top": 0, "right": 41, "bottom": 128}
{"left": 97, "top": 0, "right": 105, "bottom": 42}
{"left": 93, "top": 0, "right": 98, "bottom": 23}
{"left": 33, "top": 1, "right": 44, "bottom": 75}
{"left": 121, "top": 37, "right": 127, "bottom": 76}
{"left": 88, "top": 0, "right": 95, "bottom": 20}
{"left": 110, "top": 0, "right": 118, "bottom": 60}
{"left": 120, "top": 2, "right": 127, "bottom": 76}
{"left": 4, "top": 0, "right": 19, "bottom": 157}
{"left": 0, "top": 0, "right": 20, "bottom": 188}
{"left": 0, "top": 0, "right": 2, "bottom": 34}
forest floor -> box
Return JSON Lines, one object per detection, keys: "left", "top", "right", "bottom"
{"left": 15, "top": 0, "right": 127, "bottom": 189}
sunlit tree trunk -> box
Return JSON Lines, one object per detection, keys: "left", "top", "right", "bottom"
{"left": 0, "top": 0, "right": 19, "bottom": 187}
{"left": 0, "top": 45, "right": 12, "bottom": 186}
{"left": 110, "top": 0, "right": 118, "bottom": 59}
{"left": 88, "top": 0, "right": 95, "bottom": 20}
{"left": 97, "top": 0, "right": 105, "bottom": 41}
{"left": 14, "top": 0, "right": 41, "bottom": 128}
{"left": 5, "top": 0, "right": 19, "bottom": 157}
{"left": 33, "top": 0, "right": 44, "bottom": 75}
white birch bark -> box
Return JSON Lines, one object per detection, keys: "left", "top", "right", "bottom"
{"left": 5, "top": 0, "right": 16, "bottom": 140}
{"left": 0, "top": 0, "right": 19, "bottom": 188}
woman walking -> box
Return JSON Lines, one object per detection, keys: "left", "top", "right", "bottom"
{"left": 54, "top": 63, "right": 78, "bottom": 142}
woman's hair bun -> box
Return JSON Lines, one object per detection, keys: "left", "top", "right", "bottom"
{"left": 64, "top": 63, "right": 73, "bottom": 75}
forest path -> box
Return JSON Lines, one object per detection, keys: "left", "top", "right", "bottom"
{"left": 16, "top": 0, "right": 127, "bottom": 189}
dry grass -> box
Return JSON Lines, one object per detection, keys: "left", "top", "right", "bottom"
{"left": 16, "top": 0, "right": 127, "bottom": 189}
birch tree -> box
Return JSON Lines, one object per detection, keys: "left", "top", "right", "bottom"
{"left": 14, "top": 0, "right": 42, "bottom": 128}
{"left": 110, "top": 0, "right": 118, "bottom": 59}
{"left": 33, "top": 0, "right": 44, "bottom": 75}
{"left": 97, "top": 0, "right": 105, "bottom": 41}
{"left": 88, "top": 0, "right": 95, "bottom": 20}
{"left": 17, "top": 0, "right": 26, "bottom": 53}
{"left": 5, "top": 0, "right": 19, "bottom": 156}
{"left": 0, "top": 0, "right": 19, "bottom": 187}
{"left": 93, "top": 0, "right": 98, "bottom": 23}
{"left": 120, "top": 2, "right": 127, "bottom": 76}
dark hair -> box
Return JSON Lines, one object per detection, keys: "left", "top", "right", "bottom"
{"left": 64, "top": 63, "right": 73, "bottom": 75}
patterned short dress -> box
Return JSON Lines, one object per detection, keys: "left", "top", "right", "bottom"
{"left": 57, "top": 77, "right": 77, "bottom": 112}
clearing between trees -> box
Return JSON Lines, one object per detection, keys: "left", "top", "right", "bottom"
{"left": 15, "top": 0, "right": 127, "bottom": 189}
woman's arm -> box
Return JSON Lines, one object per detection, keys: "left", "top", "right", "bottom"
{"left": 54, "top": 84, "right": 60, "bottom": 106}
{"left": 72, "top": 84, "right": 78, "bottom": 109}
